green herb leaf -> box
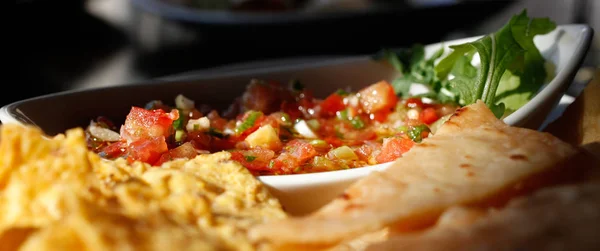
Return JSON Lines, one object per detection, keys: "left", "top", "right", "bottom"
{"left": 495, "top": 10, "right": 557, "bottom": 112}
{"left": 380, "top": 44, "right": 449, "bottom": 99}
{"left": 244, "top": 155, "right": 257, "bottom": 162}
{"left": 435, "top": 9, "right": 555, "bottom": 118}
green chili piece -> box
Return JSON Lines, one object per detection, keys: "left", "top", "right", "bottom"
{"left": 235, "top": 111, "right": 263, "bottom": 134}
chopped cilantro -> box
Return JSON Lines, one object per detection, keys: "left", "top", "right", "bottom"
{"left": 207, "top": 128, "right": 225, "bottom": 138}
{"left": 172, "top": 109, "right": 184, "bottom": 130}
{"left": 350, "top": 117, "right": 365, "bottom": 129}
{"left": 408, "top": 125, "right": 430, "bottom": 143}
{"left": 335, "top": 89, "right": 350, "bottom": 96}
{"left": 336, "top": 109, "right": 349, "bottom": 120}
{"left": 290, "top": 79, "right": 304, "bottom": 91}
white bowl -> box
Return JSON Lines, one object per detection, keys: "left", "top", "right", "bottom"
{"left": 1, "top": 24, "right": 593, "bottom": 216}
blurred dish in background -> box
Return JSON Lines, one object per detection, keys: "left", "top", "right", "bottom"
{"left": 130, "top": 0, "right": 469, "bottom": 25}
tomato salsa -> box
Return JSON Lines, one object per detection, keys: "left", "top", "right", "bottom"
{"left": 85, "top": 79, "right": 459, "bottom": 175}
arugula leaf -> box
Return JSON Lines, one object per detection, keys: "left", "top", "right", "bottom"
{"left": 435, "top": 9, "right": 555, "bottom": 118}
{"left": 495, "top": 10, "right": 557, "bottom": 112}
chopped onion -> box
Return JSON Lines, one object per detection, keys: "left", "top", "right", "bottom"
{"left": 408, "top": 83, "right": 432, "bottom": 96}
{"left": 186, "top": 117, "right": 210, "bottom": 132}
{"left": 327, "top": 146, "right": 358, "bottom": 160}
{"left": 294, "top": 120, "right": 318, "bottom": 139}
{"left": 175, "top": 94, "right": 195, "bottom": 110}
{"left": 89, "top": 124, "right": 121, "bottom": 142}
{"left": 407, "top": 109, "right": 420, "bottom": 120}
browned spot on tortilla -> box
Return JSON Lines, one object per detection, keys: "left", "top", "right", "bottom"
{"left": 464, "top": 155, "right": 472, "bottom": 159}
{"left": 443, "top": 120, "right": 458, "bottom": 127}
{"left": 390, "top": 208, "right": 445, "bottom": 233}
{"left": 434, "top": 188, "right": 440, "bottom": 192}
{"left": 344, "top": 204, "right": 364, "bottom": 211}
{"left": 510, "top": 154, "right": 528, "bottom": 161}
{"left": 453, "top": 107, "right": 468, "bottom": 117}
{"left": 459, "top": 164, "right": 471, "bottom": 168}
{"left": 467, "top": 171, "right": 475, "bottom": 177}
{"left": 419, "top": 143, "right": 436, "bottom": 147}
{"left": 340, "top": 193, "right": 351, "bottom": 200}
{"left": 465, "top": 148, "right": 598, "bottom": 209}
{"left": 0, "top": 227, "right": 37, "bottom": 251}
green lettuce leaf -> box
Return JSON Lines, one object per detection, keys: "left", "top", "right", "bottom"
{"left": 435, "top": 9, "right": 556, "bottom": 118}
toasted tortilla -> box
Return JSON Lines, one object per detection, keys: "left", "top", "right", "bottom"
{"left": 249, "top": 100, "right": 590, "bottom": 248}
{"left": 366, "top": 182, "right": 600, "bottom": 251}
{"left": 544, "top": 68, "right": 600, "bottom": 146}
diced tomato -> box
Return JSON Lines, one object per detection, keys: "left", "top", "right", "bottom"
{"left": 95, "top": 116, "right": 118, "bottom": 131}
{"left": 358, "top": 81, "right": 398, "bottom": 114}
{"left": 370, "top": 110, "right": 390, "bottom": 122}
{"left": 99, "top": 141, "right": 127, "bottom": 159}
{"left": 343, "top": 130, "right": 378, "bottom": 146}
{"left": 323, "top": 136, "right": 344, "bottom": 148}
{"left": 211, "top": 137, "right": 238, "bottom": 152}
{"left": 285, "top": 140, "right": 318, "bottom": 163}
{"left": 281, "top": 101, "right": 303, "bottom": 121}
{"left": 230, "top": 148, "right": 276, "bottom": 171}
{"left": 241, "top": 80, "right": 283, "bottom": 114}
{"left": 420, "top": 107, "right": 439, "bottom": 125}
{"left": 355, "top": 141, "right": 382, "bottom": 162}
{"left": 259, "top": 115, "right": 280, "bottom": 129}
{"left": 271, "top": 153, "right": 301, "bottom": 174}
{"left": 126, "top": 136, "right": 169, "bottom": 165}
{"left": 120, "top": 107, "right": 179, "bottom": 143}
{"left": 405, "top": 98, "right": 424, "bottom": 109}
{"left": 207, "top": 110, "right": 228, "bottom": 130}
{"left": 155, "top": 142, "right": 198, "bottom": 165}
{"left": 319, "top": 93, "right": 346, "bottom": 116}
{"left": 188, "top": 131, "right": 212, "bottom": 151}
{"left": 189, "top": 109, "right": 203, "bottom": 119}
{"left": 375, "top": 137, "right": 414, "bottom": 164}
{"left": 269, "top": 140, "right": 319, "bottom": 173}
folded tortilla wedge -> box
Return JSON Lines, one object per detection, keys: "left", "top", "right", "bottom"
{"left": 366, "top": 182, "right": 600, "bottom": 251}
{"left": 249, "top": 100, "right": 594, "bottom": 248}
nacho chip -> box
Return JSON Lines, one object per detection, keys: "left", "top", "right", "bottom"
{"left": 0, "top": 124, "right": 287, "bottom": 251}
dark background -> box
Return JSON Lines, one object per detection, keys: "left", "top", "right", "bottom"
{"left": 11, "top": 0, "right": 599, "bottom": 108}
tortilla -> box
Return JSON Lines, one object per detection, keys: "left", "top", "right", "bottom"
{"left": 366, "top": 182, "right": 600, "bottom": 251}
{"left": 248, "top": 100, "right": 592, "bottom": 248}
{"left": 544, "top": 68, "right": 600, "bottom": 146}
